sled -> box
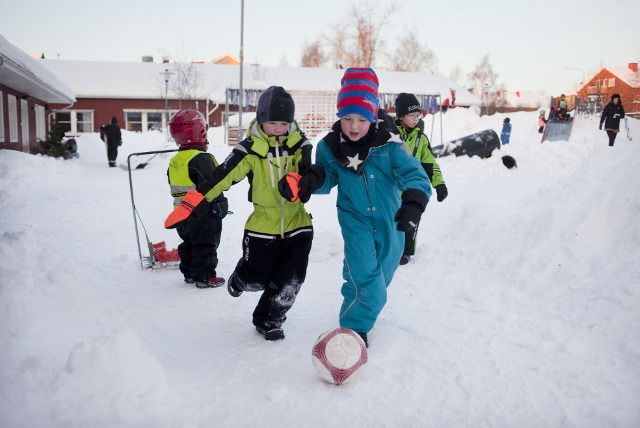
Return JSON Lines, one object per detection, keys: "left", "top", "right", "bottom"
{"left": 431, "top": 129, "right": 500, "bottom": 159}
{"left": 541, "top": 120, "right": 573, "bottom": 143}
{"left": 127, "top": 149, "right": 180, "bottom": 269}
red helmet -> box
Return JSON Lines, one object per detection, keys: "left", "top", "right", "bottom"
{"left": 169, "top": 109, "right": 208, "bottom": 146}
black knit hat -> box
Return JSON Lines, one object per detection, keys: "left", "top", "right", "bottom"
{"left": 394, "top": 93, "right": 421, "bottom": 118}
{"left": 257, "top": 86, "right": 295, "bottom": 124}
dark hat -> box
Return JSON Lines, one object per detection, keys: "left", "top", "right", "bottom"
{"left": 504, "top": 117, "right": 510, "bottom": 123}
{"left": 110, "top": 116, "right": 118, "bottom": 124}
{"left": 257, "top": 86, "right": 295, "bottom": 124}
{"left": 336, "top": 68, "right": 380, "bottom": 123}
{"left": 395, "top": 93, "right": 421, "bottom": 118}
{"left": 611, "top": 93, "right": 621, "bottom": 101}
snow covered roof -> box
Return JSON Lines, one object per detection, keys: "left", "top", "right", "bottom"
{"left": 0, "top": 34, "right": 75, "bottom": 104}
{"left": 578, "top": 64, "right": 640, "bottom": 92}
{"left": 38, "top": 58, "right": 481, "bottom": 106}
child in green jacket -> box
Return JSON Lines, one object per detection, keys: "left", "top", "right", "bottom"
{"left": 165, "top": 86, "right": 313, "bottom": 341}
{"left": 394, "top": 93, "right": 448, "bottom": 265}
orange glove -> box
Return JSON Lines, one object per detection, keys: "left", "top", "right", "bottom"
{"left": 277, "top": 172, "right": 301, "bottom": 202}
{"left": 164, "top": 189, "right": 205, "bottom": 229}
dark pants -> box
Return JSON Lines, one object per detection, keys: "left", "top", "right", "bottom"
{"left": 606, "top": 130, "right": 618, "bottom": 146}
{"left": 177, "top": 210, "right": 222, "bottom": 282}
{"left": 402, "top": 222, "right": 419, "bottom": 256}
{"left": 107, "top": 141, "right": 119, "bottom": 166}
{"left": 228, "top": 227, "right": 313, "bottom": 330}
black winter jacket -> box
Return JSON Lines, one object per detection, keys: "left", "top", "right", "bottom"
{"left": 600, "top": 101, "right": 625, "bottom": 131}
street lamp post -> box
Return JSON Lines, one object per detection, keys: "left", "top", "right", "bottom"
{"left": 160, "top": 69, "right": 174, "bottom": 140}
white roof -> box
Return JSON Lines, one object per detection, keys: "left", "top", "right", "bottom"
{"left": 38, "top": 58, "right": 481, "bottom": 106}
{"left": 578, "top": 64, "right": 640, "bottom": 92}
{"left": 0, "top": 34, "right": 75, "bottom": 104}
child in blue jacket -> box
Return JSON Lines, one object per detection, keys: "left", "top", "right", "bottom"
{"left": 501, "top": 117, "right": 511, "bottom": 145}
{"left": 279, "top": 68, "right": 431, "bottom": 347}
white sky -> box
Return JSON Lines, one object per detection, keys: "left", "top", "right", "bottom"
{"left": 2, "top": 0, "right": 639, "bottom": 96}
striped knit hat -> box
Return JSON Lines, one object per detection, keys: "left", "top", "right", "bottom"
{"left": 336, "top": 68, "right": 379, "bottom": 123}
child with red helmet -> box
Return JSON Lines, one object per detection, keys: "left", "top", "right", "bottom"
{"left": 167, "top": 109, "right": 227, "bottom": 288}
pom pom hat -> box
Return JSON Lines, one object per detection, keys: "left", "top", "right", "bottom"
{"left": 257, "top": 86, "right": 295, "bottom": 124}
{"left": 336, "top": 68, "right": 380, "bottom": 123}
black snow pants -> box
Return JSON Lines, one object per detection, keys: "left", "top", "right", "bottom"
{"left": 177, "top": 209, "right": 222, "bottom": 282}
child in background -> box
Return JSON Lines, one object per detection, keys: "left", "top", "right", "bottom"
{"left": 280, "top": 68, "right": 431, "bottom": 347}
{"left": 165, "top": 86, "right": 314, "bottom": 341}
{"left": 501, "top": 117, "right": 511, "bottom": 145}
{"left": 167, "top": 109, "right": 227, "bottom": 288}
{"left": 394, "top": 92, "right": 448, "bottom": 265}
{"left": 538, "top": 110, "right": 547, "bottom": 133}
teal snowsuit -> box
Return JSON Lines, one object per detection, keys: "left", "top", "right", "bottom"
{"left": 314, "top": 120, "right": 431, "bottom": 334}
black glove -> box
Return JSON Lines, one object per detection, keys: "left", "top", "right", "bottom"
{"left": 394, "top": 189, "right": 429, "bottom": 232}
{"left": 278, "top": 165, "right": 326, "bottom": 203}
{"left": 435, "top": 183, "right": 448, "bottom": 202}
{"left": 599, "top": 123, "right": 602, "bottom": 130}
{"left": 211, "top": 196, "right": 229, "bottom": 219}
{"left": 298, "top": 165, "right": 326, "bottom": 203}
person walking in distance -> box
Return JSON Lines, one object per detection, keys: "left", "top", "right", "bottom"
{"left": 100, "top": 116, "right": 122, "bottom": 167}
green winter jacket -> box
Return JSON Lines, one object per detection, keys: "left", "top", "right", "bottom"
{"left": 396, "top": 124, "right": 445, "bottom": 187}
{"left": 168, "top": 149, "right": 218, "bottom": 207}
{"left": 197, "top": 119, "right": 313, "bottom": 237}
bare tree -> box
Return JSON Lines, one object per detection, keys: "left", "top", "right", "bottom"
{"left": 170, "top": 62, "right": 203, "bottom": 108}
{"left": 388, "top": 27, "right": 437, "bottom": 73}
{"left": 301, "top": 40, "right": 327, "bottom": 68}
{"left": 325, "top": 0, "right": 397, "bottom": 68}
{"left": 448, "top": 63, "right": 465, "bottom": 88}
{"left": 467, "top": 54, "right": 499, "bottom": 91}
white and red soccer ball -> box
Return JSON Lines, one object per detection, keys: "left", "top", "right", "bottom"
{"left": 311, "top": 327, "right": 368, "bottom": 385}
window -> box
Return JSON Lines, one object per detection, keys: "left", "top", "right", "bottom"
{"left": 608, "top": 78, "right": 616, "bottom": 87}
{"left": 126, "top": 111, "right": 143, "bottom": 132}
{"left": 56, "top": 111, "right": 72, "bottom": 133}
{"left": 0, "top": 91, "right": 4, "bottom": 142}
{"left": 125, "top": 110, "right": 168, "bottom": 132}
{"left": 54, "top": 110, "right": 94, "bottom": 135}
{"left": 8, "top": 95, "right": 18, "bottom": 142}
{"left": 35, "top": 105, "right": 46, "bottom": 141}
{"left": 21, "top": 99, "right": 29, "bottom": 145}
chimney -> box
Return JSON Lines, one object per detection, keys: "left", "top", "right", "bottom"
{"left": 142, "top": 55, "right": 153, "bottom": 63}
{"left": 629, "top": 62, "right": 638, "bottom": 72}
{"left": 162, "top": 56, "right": 170, "bottom": 64}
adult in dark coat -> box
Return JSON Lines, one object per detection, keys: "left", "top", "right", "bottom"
{"left": 100, "top": 116, "right": 122, "bottom": 166}
{"left": 599, "top": 94, "right": 625, "bottom": 147}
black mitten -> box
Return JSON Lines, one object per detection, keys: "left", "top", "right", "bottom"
{"left": 394, "top": 189, "right": 429, "bottom": 232}
{"left": 298, "top": 165, "right": 326, "bottom": 203}
{"left": 435, "top": 183, "right": 448, "bottom": 202}
{"left": 211, "top": 196, "right": 229, "bottom": 219}
{"left": 599, "top": 123, "right": 603, "bottom": 130}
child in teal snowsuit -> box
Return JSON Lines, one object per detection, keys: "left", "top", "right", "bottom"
{"left": 279, "top": 68, "right": 431, "bottom": 347}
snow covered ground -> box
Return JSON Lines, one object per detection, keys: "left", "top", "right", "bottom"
{"left": 1, "top": 108, "right": 639, "bottom": 427}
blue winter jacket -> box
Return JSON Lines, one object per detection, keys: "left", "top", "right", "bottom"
{"left": 313, "top": 119, "right": 431, "bottom": 333}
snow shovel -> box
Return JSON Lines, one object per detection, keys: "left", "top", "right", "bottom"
{"left": 134, "top": 152, "right": 161, "bottom": 169}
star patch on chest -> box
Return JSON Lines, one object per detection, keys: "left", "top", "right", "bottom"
{"left": 346, "top": 153, "right": 363, "bottom": 170}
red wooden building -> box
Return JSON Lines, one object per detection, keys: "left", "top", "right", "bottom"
{"left": 576, "top": 62, "right": 639, "bottom": 119}
{"left": 0, "top": 35, "right": 75, "bottom": 153}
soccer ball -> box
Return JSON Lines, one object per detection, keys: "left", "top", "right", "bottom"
{"left": 311, "top": 327, "right": 368, "bottom": 385}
